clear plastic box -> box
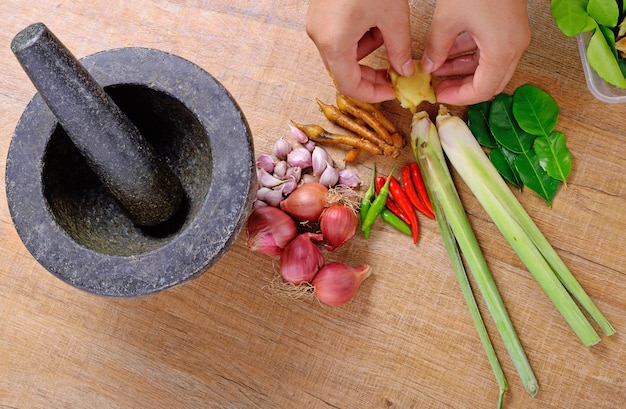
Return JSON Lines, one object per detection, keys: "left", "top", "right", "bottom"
{"left": 577, "top": 32, "right": 626, "bottom": 103}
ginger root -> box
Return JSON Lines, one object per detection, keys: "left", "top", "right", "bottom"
{"left": 389, "top": 59, "right": 436, "bottom": 113}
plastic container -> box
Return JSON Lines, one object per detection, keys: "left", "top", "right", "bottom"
{"left": 577, "top": 32, "right": 626, "bottom": 103}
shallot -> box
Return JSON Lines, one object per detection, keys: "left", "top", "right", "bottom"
{"left": 279, "top": 183, "right": 328, "bottom": 222}
{"left": 319, "top": 204, "right": 358, "bottom": 251}
{"left": 279, "top": 233, "right": 325, "bottom": 284}
{"left": 312, "top": 262, "right": 371, "bottom": 306}
{"left": 246, "top": 206, "right": 298, "bottom": 256}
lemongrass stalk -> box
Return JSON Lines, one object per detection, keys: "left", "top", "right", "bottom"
{"left": 435, "top": 106, "right": 615, "bottom": 343}
{"left": 428, "top": 170, "right": 508, "bottom": 408}
{"left": 411, "top": 112, "right": 537, "bottom": 399}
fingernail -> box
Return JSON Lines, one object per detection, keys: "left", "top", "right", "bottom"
{"left": 401, "top": 59, "right": 414, "bottom": 77}
{"left": 421, "top": 55, "right": 434, "bottom": 73}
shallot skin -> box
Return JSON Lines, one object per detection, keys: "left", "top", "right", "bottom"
{"left": 319, "top": 204, "right": 358, "bottom": 251}
{"left": 246, "top": 206, "right": 298, "bottom": 256}
{"left": 279, "top": 183, "right": 328, "bottom": 222}
{"left": 279, "top": 233, "right": 325, "bottom": 284}
{"left": 312, "top": 262, "right": 371, "bottom": 306}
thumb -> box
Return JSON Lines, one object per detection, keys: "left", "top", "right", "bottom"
{"left": 421, "top": 24, "right": 458, "bottom": 74}
{"left": 379, "top": 7, "right": 414, "bottom": 77}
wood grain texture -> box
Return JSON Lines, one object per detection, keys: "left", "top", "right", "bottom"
{"left": 0, "top": 1, "right": 624, "bottom": 408}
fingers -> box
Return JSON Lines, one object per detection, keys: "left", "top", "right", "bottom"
{"left": 423, "top": 0, "right": 530, "bottom": 105}
{"left": 356, "top": 27, "right": 385, "bottom": 61}
{"left": 435, "top": 52, "right": 519, "bottom": 106}
{"left": 378, "top": 0, "right": 414, "bottom": 77}
{"left": 305, "top": 0, "right": 412, "bottom": 103}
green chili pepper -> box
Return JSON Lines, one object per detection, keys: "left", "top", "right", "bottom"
{"left": 361, "top": 163, "right": 397, "bottom": 233}
{"left": 360, "top": 163, "right": 376, "bottom": 225}
{"left": 380, "top": 208, "right": 411, "bottom": 236}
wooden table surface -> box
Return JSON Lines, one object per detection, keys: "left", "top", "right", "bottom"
{"left": 1, "top": 1, "right": 624, "bottom": 408}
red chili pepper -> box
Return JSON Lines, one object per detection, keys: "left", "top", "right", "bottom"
{"left": 375, "top": 176, "right": 411, "bottom": 226}
{"left": 409, "top": 162, "right": 435, "bottom": 219}
{"left": 402, "top": 165, "right": 434, "bottom": 219}
{"left": 387, "top": 175, "right": 419, "bottom": 244}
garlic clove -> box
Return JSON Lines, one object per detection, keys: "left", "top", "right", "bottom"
{"left": 258, "top": 168, "right": 286, "bottom": 188}
{"left": 319, "top": 164, "right": 339, "bottom": 187}
{"left": 337, "top": 168, "right": 363, "bottom": 188}
{"left": 273, "top": 138, "right": 292, "bottom": 160}
{"left": 304, "top": 139, "right": 317, "bottom": 152}
{"left": 287, "top": 147, "right": 312, "bottom": 169}
{"left": 273, "top": 160, "right": 288, "bottom": 179}
{"left": 256, "top": 154, "right": 275, "bottom": 173}
{"left": 301, "top": 173, "right": 319, "bottom": 184}
{"left": 252, "top": 199, "right": 268, "bottom": 209}
{"left": 312, "top": 146, "right": 330, "bottom": 176}
{"left": 289, "top": 124, "right": 309, "bottom": 144}
{"left": 285, "top": 165, "right": 302, "bottom": 183}
{"left": 281, "top": 175, "right": 298, "bottom": 196}
{"left": 312, "top": 262, "right": 371, "bottom": 306}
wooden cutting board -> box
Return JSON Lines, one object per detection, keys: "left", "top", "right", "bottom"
{"left": 1, "top": 1, "right": 624, "bottom": 408}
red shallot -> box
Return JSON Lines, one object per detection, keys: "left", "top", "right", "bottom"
{"left": 246, "top": 206, "right": 298, "bottom": 256}
{"left": 279, "top": 233, "right": 325, "bottom": 284}
{"left": 319, "top": 204, "right": 358, "bottom": 251}
{"left": 312, "top": 262, "right": 372, "bottom": 306}
{"left": 279, "top": 182, "right": 328, "bottom": 222}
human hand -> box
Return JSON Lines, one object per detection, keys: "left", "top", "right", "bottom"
{"left": 305, "top": 0, "right": 414, "bottom": 103}
{"left": 421, "top": 0, "right": 531, "bottom": 106}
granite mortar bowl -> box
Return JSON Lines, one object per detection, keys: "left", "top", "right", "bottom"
{"left": 6, "top": 47, "right": 256, "bottom": 297}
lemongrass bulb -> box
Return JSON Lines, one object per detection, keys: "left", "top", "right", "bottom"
{"left": 246, "top": 206, "right": 298, "bottom": 256}
{"left": 273, "top": 138, "right": 292, "bottom": 160}
{"left": 319, "top": 165, "right": 339, "bottom": 187}
{"left": 290, "top": 124, "right": 309, "bottom": 144}
{"left": 287, "top": 147, "right": 312, "bottom": 169}
{"left": 258, "top": 168, "right": 285, "bottom": 188}
{"left": 273, "top": 160, "right": 288, "bottom": 179}
{"left": 280, "top": 182, "right": 328, "bottom": 222}
{"left": 312, "top": 262, "right": 371, "bottom": 306}
{"left": 256, "top": 154, "right": 275, "bottom": 173}
{"left": 319, "top": 204, "right": 358, "bottom": 250}
{"left": 279, "top": 233, "right": 325, "bottom": 284}
{"left": 338, "top": 169, "right": 363, "bottom": 188}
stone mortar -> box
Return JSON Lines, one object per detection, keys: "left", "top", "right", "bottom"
{"left": 6, "top": 43, "right": 256, "bottom": 297}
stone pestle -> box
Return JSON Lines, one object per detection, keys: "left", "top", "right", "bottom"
{"left": 11, "top": 22, "right": 184, "bottom": 226}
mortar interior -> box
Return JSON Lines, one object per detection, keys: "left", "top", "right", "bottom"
{"left": 43, "top": 84, "right": 211, "bottom": 256}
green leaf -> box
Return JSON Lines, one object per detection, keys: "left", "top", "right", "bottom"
{"left": 587, "top": 0, "right": 619, "bottom": 27}
{"left": 599, "top": 24, "right": 618, "bottom": 59}
{"left": 467, "top": 101, "right": 497, "bottom": 148}
{"left": 534, "top": 131, "right": 572, "bottom": 184}
{"left": 489, "top": 93, "right": 536, "bottom": 154}
{"left": 514, "top": 151, "right": 561, "bottom": 206}
{"left": 587, "top": 27, "right": 626, "bottom": 87}
{"left": 490, "top": 147, "right": 523, "bottom": 188}
{"left": 551, "top": 0, "right": 592, "bottom": 37}
{"left": 512, "top": 84, "right": 559, "bottom": 137}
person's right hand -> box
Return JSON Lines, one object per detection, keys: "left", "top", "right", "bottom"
{"left": 421, "top": 0, "right": 531, "bottom": 106}
{"left": 305, "top": 0, "right": 414, "bottom": 103}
